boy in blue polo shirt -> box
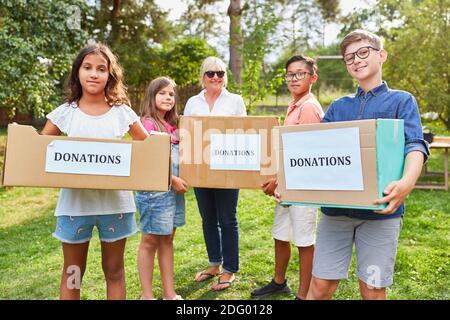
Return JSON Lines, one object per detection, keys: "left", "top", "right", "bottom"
{"left": 307, "top": 30, "right": 429, "bottom": 300}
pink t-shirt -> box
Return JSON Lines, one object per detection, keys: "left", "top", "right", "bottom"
{"left": 141, "top": 117, "right": 179, "bottom": 144}
{"left": 284, "top": 93, "right": 324, "bottom": 125}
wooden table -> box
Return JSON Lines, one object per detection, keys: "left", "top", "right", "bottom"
{"left": 416, "top": 136, "right": 449, "bottom": 191}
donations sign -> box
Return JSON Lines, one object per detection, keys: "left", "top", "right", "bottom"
{"left": 45, "top": 140, "right": 132, "bottom": 176}
{"left": 210, "top": 134, "right": 261, "bottom": 171}
{"left": 282, "top": 127, "right": 364, "bottom": 191}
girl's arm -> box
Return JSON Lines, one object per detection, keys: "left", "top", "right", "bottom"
{"left": 41, "top": 120, "right": 61, "bottom": 136}
{"left": 128, "top": 121, "right": 149, "bottom": 140}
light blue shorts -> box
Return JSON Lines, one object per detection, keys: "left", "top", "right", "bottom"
{"left": 135, "top": 144, "right": 185, "bottom": 235}
{"left": 53, "top": 213, "right": 138, "bottom": 244}
{"left": 312, "top": 214, "right": 403, "bottom": 288}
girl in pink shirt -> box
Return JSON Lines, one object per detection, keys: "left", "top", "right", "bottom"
{"left": 135, "top": 77, "right": 188, "bottom": 300}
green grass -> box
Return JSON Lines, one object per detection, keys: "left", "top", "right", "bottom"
{"left": 0, "top": 186, "right": 448, "bottom": 300}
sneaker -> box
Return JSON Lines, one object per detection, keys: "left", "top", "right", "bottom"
{"left": 251, "top": 279, "right": 291, "bottom": 298}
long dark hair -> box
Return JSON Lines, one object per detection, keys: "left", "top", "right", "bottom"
{"left": 140, "top": 77, "right": 178, "bottom": 132}
{"left": 67, "top": 43, "right": 130, "bottom": 106}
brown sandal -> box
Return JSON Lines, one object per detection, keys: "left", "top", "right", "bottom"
{"left": 194, "top": 270, "right": 220, "bottom": 282}
{"left": 211, "top": 273, "right": 235, "bottom": 291}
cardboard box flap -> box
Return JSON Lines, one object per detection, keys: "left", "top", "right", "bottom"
{"left": 2, "top": 123, "right": 171, "bottom": 191}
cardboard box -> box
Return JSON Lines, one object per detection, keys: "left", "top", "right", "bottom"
{"left": 179, "top": 116, "right": 280, "bottom": 189}
{"left": 1, "top": 124, "right": 171, "bottom": 191}
{"left": 277, "top": 119, "right": 405, "bottom": 210}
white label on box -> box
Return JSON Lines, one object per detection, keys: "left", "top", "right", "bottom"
{"left": 210, "top": 134, "right": 261, "bottom": 171}
{"left": 45, "top": 140, "right": 132, "bottom": 176}
{"left": 282, "top": 127, "right": 364, "bottom": 190}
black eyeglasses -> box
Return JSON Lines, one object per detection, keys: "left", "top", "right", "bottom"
{"left": 285, "top": 71, "right": 312, "bottom": 82}
{"left": 204, "top": 70, "right": 225, "bottom": 78}
{"left": 343, "top": 46, "right": 380, "bottom": 65}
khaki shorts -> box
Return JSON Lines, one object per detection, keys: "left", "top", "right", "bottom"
{"left": 272, "top": 204, "right": 318, "bottom": 247}
{"left": 312, "top": 214, "right": 402, "bottom": 288}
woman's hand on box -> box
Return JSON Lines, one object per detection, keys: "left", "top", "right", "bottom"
{"left": 172, "top": 176, "right": 189, "bottom": 194}
{"left": 261, "top": 178, "right": 277, "bottom": 196}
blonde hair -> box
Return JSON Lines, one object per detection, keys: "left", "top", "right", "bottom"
{"left": 340, "top": 29, "right": 383, "bottom": 56}
{"left": 140, "top": 77, "right": 178, "bottom": 132}
{"left": 200, "top": 56, "right": 228, "bottom": 88}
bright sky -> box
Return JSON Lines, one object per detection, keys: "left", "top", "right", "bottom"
{"left": 154, "top": 0, "right": 374, "bottom": 60}
{"left": 155, "top": 0, "right": 370, "bottom": 19}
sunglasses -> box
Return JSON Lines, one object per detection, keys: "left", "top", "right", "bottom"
{"left": 204, "top": 70, "right": 225, "bottom": 78}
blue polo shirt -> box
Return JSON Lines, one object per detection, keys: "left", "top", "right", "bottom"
{"left": 321, "top": 81, "right": 430, "bottom": 220}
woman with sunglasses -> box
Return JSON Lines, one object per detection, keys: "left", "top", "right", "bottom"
{"left": 184, "top": 56, "right": 246, "bottom": 292}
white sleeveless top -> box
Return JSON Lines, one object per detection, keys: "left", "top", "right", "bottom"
{"left": 46, "top": 102, "right": 139, "bottom": 216}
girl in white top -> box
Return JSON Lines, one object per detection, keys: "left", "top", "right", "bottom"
{"left": 41, "top": 43, "right": 148, "bottom": 300}
{"left": 184, "top": 57, "right": 246, "bottom": 292}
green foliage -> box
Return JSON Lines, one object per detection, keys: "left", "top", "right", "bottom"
{"left": 89, "top": 2, "right": 217, "bottom": 89}
{"left": 241, "top": 2, "right": 282, "bottom": 109}
{"left": 241, "top": 0, "right": 343, "bottom": 109}
{"left": 314, "top": 0, "right": 340, "bottom": 22}
{"left": 338, "top": 0, "right": 450, "bottom": 130}
{"left": 380, "top": 0, "right": 450, "bottom": 130}
{"left": 89, "top": 0, "right": 177, "bottom": 88}
{"left": 160, "top": 37, "right": 218, "bottom": 87}
{"left": 0, "top": 0, "right": 89, "bottom": 118}
{"left": 179, "top": 0, "right": 223, "bottom": 39}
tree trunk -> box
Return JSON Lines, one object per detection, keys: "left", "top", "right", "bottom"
{"left": 110, "top": 0, "right": 121, "bottom": 42}
{"left": 228, "top": 0, "right": 243, "bottom": 86}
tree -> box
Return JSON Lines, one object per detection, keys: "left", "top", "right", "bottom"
{"left": 90, "top": 0, "right": 177, "bottom": 87}
{"left": 380, "top": 0, "right": 449, "bottom": 130}
{"left": 180, "top": 0, "right": 223, "bottom": 40}
{"left": 228, "top": 0, "right": 249, "bottom": 86}
{"left": 0, "top": 0, "right": 90, "bottom": 118}
{"left": 240, "top": 1, "right": 282, "bottom": 108}
{"left": 160, "top": 36, "right": 218, "bottom": 87}
{"left": 341, "top": 0, "right": 449, "bottom": 130}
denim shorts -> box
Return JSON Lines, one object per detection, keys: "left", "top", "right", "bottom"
{"left": 53, "top": 213, "right": 138, "bottom": 244}
{"left": 135, "top": 144, "right": 185, "bottom": 235}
